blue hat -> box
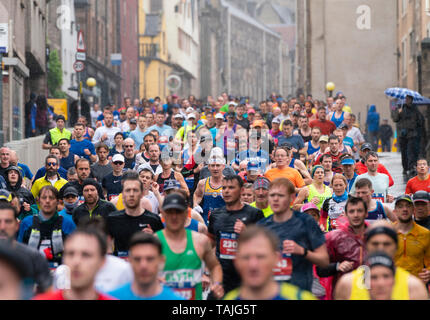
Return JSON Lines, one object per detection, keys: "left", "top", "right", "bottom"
{"left": 163, "top": 179, "right": 180, "bottom": 192}
{"left": 341, "top": 158, "right": 355, "bottom": 166}
{"left": 149, "top": 99, "right": 155, "bottom": 103}
{"left": 247, "top": 162, "right": 260, "bottom": 173}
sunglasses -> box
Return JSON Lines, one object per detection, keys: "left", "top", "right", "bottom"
{"left": 124, "top": 145, "right": 134, "bottom": 148}
{"left": 113, "top": 162, "right": 124, "bottom": 165}
{"left": 46, "top": 162, "right": 57, "bottom": 167}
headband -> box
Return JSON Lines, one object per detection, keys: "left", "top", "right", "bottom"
{"left": 311, "top": 165, "right": 324, "bottom": 179}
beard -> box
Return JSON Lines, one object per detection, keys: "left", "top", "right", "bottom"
{"left": 398, "top": 216, "right": 413, "bottom": 224}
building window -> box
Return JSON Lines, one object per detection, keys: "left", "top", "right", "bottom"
{"left": 150, "top": 0, "right": 162, "bottom": 13}
{"left": 427, "top": 23, "right": 430, "bottom": 38}
{"left": 402, "top": 38, "right": 407, "bottom": 76}
{"left": 402, "top": 0, "right": 407, "bottom": 16}
{"left": 409, "top": 30, "right": 415, "bottom": 63}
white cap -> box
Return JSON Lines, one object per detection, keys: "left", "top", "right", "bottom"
{"left": 112, "top": 154, "right": 125, "bottom": 163}
{"left": 228, "top": 102, "right": 238, "bottom": 107}
{"left": 215, "top": 113, "right": 224, "bottom": 120}
{"left": 208, "top": 156, "right": 226, "bottom": 165}
{"left": 187, "top": 113, "right": 196, "bottom": 120}
{"left": 137, "top": 162, "right": 154, "bottom": 174}
{"left": 174, "top": 113, "right": 184, "bottom": 119}
{"left": 186, "top": 107, "right": 195, "bottom": 113}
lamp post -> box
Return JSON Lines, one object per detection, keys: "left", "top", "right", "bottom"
{"left": 326, "top": 82, "right": 336, "bottom": 98}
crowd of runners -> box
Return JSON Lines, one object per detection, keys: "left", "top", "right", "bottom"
{"left": 0, "top": 92, "right": 429, "bottom": 300}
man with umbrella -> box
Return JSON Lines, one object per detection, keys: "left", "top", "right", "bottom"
{"left": 391, "top": 94, "right": 425, "bottom": 176}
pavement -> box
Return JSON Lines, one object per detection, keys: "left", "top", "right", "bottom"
{"left": 378, "top": 152, "right": 407, "bottom": 196}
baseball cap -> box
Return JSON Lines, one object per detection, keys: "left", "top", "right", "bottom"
{"left": 319, "top": 135, "right": 329, "bottom": 143}
{"left": 174, "top": 113, "right": 185, "bottom": 119}
{"left": 0, "top": 190, "right": 11, "bottom": 202}
{"left": 272, "top": 118, "right": 281, "bottom": 124}
{"left": 301, "top": 203, "right": 319, "bottom": 213}
{"left": 137, "top": 163, "right": 155, "bottom": 175}
{"left": 228, "top": 102, "right": 238, "bottom": 107}
{"left": 341, "top": 158, "right": 355, "bottom": 166}
{"left": 292, "top": 111, "right": 300, "bottom": 117}
{"left": 63, "top": 187, "right": 79, "bottom": 198}
{"left": 120, "top": 109, "right": 127, "bottom": 114}
{"left": 413, "top": 191, "right": 430, "bottom": 203}
{"left": 248, "top": 109, "right": 256, "bottom": 114}
{"left": 253, "top": 177, "right": 270, "bottom": 190}
{"left": 208, "top": 156, "right": 226, "bottom": 165}
{"left": 215, "top": 113, "right": 224, "bottom": 120}
{"left": 186, "top": 107, "right": 195, "bottom": 113}
{"left": 112, "top": 154, "right": 125, "bottom": 163}
{"left": 339, "top": 123, "right": 348, "bottom": 130}
{"left": 361, "top": 143, "right": 373, "bottom": 151}
{"left": 251, "top": 120, "right": 265, "bottom": 128}
{"left": 130, "top": 119, "right": 137, "bottom": 125}
{"left": 171, "top": 104, "right": 180, "bottom": 109}
{"left": 394, "top": 195, "right": 413, "bottom": 206}
{"left": 187, "top": 113, "right": 196, "bottom": 120}
{"left": 163, "top": 179, "right": 181, "bottom": 192}
{"left": 162, "top": 193, "right": 188, "bottom": 212}
{"left": 247, "top": 162, "right": 260, "bottom": 173}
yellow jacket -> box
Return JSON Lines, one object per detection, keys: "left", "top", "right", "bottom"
{"left": 31, "top": 174, "right": 69, "bottom": 199}
{"left": 394, "top": 221, "right": 430, "bottom": 277}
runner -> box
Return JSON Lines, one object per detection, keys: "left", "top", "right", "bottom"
{"left": 405, "top": 158, "right": 430, "bottom": 194}
{"left": 224, "top": 226, "right": 316, "bottom": 300}
{"left": 70, "top": 123, "right": 97, "bottom": 162}
{"left": 412, "top": 191, "right": 430, "bottom": 230}
{"left": 58, "top": 139, "right": 79, "bottom": 171}
{"left": 258, "top": 178, "right": 329, "bottom": 292}
{"left": 320, "top": 174, "right": 349, "bottom": 231}
{"left": 90, "top": 144, "right": 113, "bottom": 183}
{"left": 353, "top": 178, "right": 396, "bottom": 224}
{"left": 304, "top": 127, "right": 322, "bottom": 165}
{"left": 292, "top": 165, "right": 332, "bottom": 211}
{"left": 250, "top": 177, "right": 273, "bottom": 218}
{"left": 156, "top": 193, "right": 224, "bottom": 300}
{"left": 208, "top": 175, "right": 264, "bottom": 294}
{"left": 193, "top": 156, "right": 226, "bottom": 225}
{"left": 334, "top": 221, "right": 428, "bottom": 300}
{"left": 355, "top": 143, "right": 394, "bottom": 186}
{"left": 341, "top": 155, "right": 358, "bottom": 192}
{"left": 102, "top": 154, "right": 125, "bottom": 201}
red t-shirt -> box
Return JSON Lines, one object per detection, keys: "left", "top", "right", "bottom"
{"left": 405, "top": 175, "right": 430, "bottom": 195}
{"left": 314, "top": 152, "right": 344, "bottom": 174}
{"left": 355, "top": 161, "right": 394, "bottom": 187}
{"left": 309, "top": 119, "right": 336, "bottom": 136}
{"left": 33, "top": 290, "right": 116, "bottom": 300}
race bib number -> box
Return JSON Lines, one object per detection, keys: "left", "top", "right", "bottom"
{"left": 219, "top": 233, "right": 238, "bottom": 260}
{"left": 273, "top": 254, "right": 293, "bottom": 281}
{"left": 173, "top": 287, "right": 196, "bottom": 300}
{"left": 159, "top": 135, "right": 169, "bottom": 145}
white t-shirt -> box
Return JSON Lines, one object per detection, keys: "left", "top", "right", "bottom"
{"left": 145, "top": 191, "right": 159, "bottom": 214}
{"left": 91, "top": 110, "right": 102, "bottom": 128}
{"left": 95, "top": 255, "right": 134, "bottom": 293}
{"left": 346, "top": 126, "right": 365, "bottom": 159}
{"left": 92, "top": 126, "right": 121, "bottom": 149}
{"left": 350, "top": 172, "right": 390, "bottom": 203}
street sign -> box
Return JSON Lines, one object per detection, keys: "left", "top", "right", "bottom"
{"left": 166, "top": 74, "right": 182, "bottom": 92}
{"left": 76, "top": 52, "right": 86, "bottom": 61}
{"left": 77, "top": 30, "right": 86, "bottom": 52}
{"left": 48, "top": 99, "right": 68, "bottom": 121}
{"left": 0, "top": 24, "right": 8, "bottom": 54}
{"left": 111, "top": 53, "right": 122, "bottom": 66}
{"left": 73, "top": 61, "right": 85, "bottom": 72}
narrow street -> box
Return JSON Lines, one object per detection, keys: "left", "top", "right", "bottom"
{"left": 379, "top": 151, "right": 407, "bottom": 197}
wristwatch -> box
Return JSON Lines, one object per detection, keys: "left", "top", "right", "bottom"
{"left": 302, "top": 248, "right": 308, "bottom": 257}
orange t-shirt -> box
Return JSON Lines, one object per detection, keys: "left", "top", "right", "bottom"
{"left": 264, "top": 167, "right": 305, "bottom": 188}
{"left": 405, "top": 175, "right": 430, "bottom": 195}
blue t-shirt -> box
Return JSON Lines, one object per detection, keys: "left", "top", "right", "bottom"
{"left": 277, "top": 135, "right": 305, "bottom": 159}
{"left": 33, "top": 167, "right": 68, "bottom": 181}
{"left": 70, "top": 139, "right": 96, "bottom": 161}
{"left": 145, "top": 125, "right": 174, "bottom": 150}
{"left": 17, "top": 213, "right": 76, "bottom": 243}
{"left": 18, "top": 163, "right": 33, "bottom": 180}
{"left": 257, "top": 211, "right": 326, "bottom": 292}
{"left": 343, "top": 136, "right": 354, "bottom": 148}
{"left": 129, "top": 129, "right": 147, "bottom": 151}
{"left": 108, "top": 283, "right": 184, "bottom": 300}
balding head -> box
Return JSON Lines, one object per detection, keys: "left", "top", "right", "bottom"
{"left": 8, "top": 150, "right": 18, "bottom": 166}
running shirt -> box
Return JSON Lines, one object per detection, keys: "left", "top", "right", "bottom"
{"left": 307, "top": 184, "right": 333, "bottom": 210}
{"left": 223, "top": 124, "right": 237, "bottom": 156}
{"left": 157, "top": 171, "right": 176, "bottom": 194}
{"left": 405, "top": 175, "right": 430, "bottom": 194}
{"left": 108, "top": 283, "right": 184, "bottom": 300}
{"left": 224, "top": 282, "right": 316, "bottom": 300}
{"left": 321, "top": 196, "right": 348, "bottom": 231}
{"left": 201, "top": 178, "right": 225, "bottom": 226}
{"left": 306, "top": 141, "right": 320, "bottom": 157}
{"left": 349, "top": 266, "right": 410, "bottom": 300}
{"left": 351, "top": 173, "right": 389, "bottom": 203}
{"left": 331, "top": 112, "right": 345, "bottom": 128}
{"left": 257, "top": 211, "right": 326, "bottom": 292}
{"left": 106, "top": 210, "right": 164, "bottom": 258}
{"left": 265, "top": 167, "right": 306, "bottom": 189}
{"left": 70, "top": 139, "right": 96, "bottom": 161}
{"left": 157, "top": 229, "right": 203, "bottom": 300}
{"left": 208, "top": 205, "right": 264, "bottom": 293}
{"left": 366, "top": 201, "right": 387, "bottom": 224}
{"left": 60, "top": 152, "right": 76, "bottom": 171}
{"left": 102, "top": 173, "right": 123, "bottom": 201}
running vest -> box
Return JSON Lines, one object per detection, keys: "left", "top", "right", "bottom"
{"left": 307, "top": 184, "right": 332, "bottom": 210}
{"left": 366, "top": 201, "right": 387, "bottom": 223}
{"left": 27, "top": 215, "right": 64, "bottom": 267}
{"left": 289, "top": 158, "right": 296, "bottom": 169}
{"left": 331, "top": 111, "right": 345, "bottom": 128}
{"left": 157, "top": 229, "right": 203, "bottom": 300}
{"left": 49, "top": 128, "right": 72, "bottom": 146}
{"left": 307, "top": 142, "right": 320, "bottom": 156}
{"left": 349, "top": 266, "right": 410, "bottom": 300}
{"left": 187, "top": 219, "right": 199, "bottom": 232}
{"left": 201, "top": 178, "right": 225, "bottom": 226}
{"left": 157, "top": 171, "right": 176, "bottom": 194}
{"left": 83, "top": 127, "right": 92, "bottom": 140}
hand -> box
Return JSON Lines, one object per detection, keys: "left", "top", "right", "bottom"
{"left": 150, "top": 181, "right": 160, "bottom": 194}
{"left": 101, "top": 133, "right": 108, "bottom": 141}
{"left": 234, "top": 219, "right": 246, "bottom": 234}
{"left": 142, "top": 225, "right": 153, "bottom": 234}
{"left": 418, "top": 269, "right": 430, "bottom": 283}
{"left": 337, "top": 261, "right": 354, "bottom": 273}
{"left": 84, "top": 149, "right": 91, "bottom": 156}
{"left": 210, "top": 282, "right": 225, "bottom": 299}
{"left": 311, "top": 197, "right": 320, "bottom": 206}
{"left": 202, "top": 273, "right": 211, "bottom": 291}
{"left": 282, "top": 240, "right": 304, "bottom": 256}
{"left": 22, "top": 202, "right": 31, "bottom": 212}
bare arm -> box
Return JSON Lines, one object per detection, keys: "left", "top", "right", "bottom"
{"left": 140, "top": 197, "right": 153, "bottom": 212}
{"left": 292, "top": 187, "right": 309, "bottom": 211}
{"left": 383, "top": 204, "right": 397, "bottom": 223}
{"left": 175, "top": 172, "right": 190, "bottom": 197}
{"left": 305, "top": 243, "right": 330, "bottom": 267}
{"left": 334, "top": 272, "right": 353, "bottom": 300}
{"left": 193, "top": 180, "right": 205, "bottom": 207}
{"left": 408, "top": 274, "right": 429, "bottom": 300}
{"left": 191, "top": 209, "right": 205, "bottom": 224}
{"left": 294, "top": 159, "right": 312, "bottom": 185}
